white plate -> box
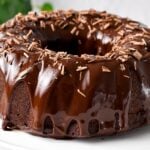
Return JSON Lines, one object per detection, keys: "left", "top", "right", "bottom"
{"left": 0, "top": 120, "right": 150, "bottom": 150}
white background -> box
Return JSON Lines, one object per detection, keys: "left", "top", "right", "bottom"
{"left": 33, "top": 0, "right": 150, "bottom": 26}
{"left": 0, "top": 120, "right": 150, "bottom": 150}
{"left": 0, "top": 0, "right": 150, "bottom": 150}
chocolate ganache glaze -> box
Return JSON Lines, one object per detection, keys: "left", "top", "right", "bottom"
{"left": 0, "top": 10, "right": 149, "bottom": 138}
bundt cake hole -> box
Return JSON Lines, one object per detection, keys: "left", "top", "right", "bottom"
{"left": 88, "top": 119, "right": 99, "bottom": 135}
{"left": 37, "top": 28, "right": 112, "bottom": 56}
{"left": 66, "top": 120, "right": 80, "bottom": 137}
{"left": 43, "top": 116, "right": 53, "bottom": 135}
{"left": 42, "top": 37, "right": 80, "bottom": 55}
{"left": 42, "top": 37, "right": 112, "bottom": 56}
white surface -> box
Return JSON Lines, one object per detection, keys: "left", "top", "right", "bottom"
{"left": 0, "top": 120, "right": 150, "bottom": 150}
{"left": 1, "top": 0, "right": 150, "bottom": 149}
{"left": 32, "top": 0, "right": 150, "bottom": 26}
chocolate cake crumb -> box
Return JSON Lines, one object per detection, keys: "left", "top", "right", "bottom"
{"left": 67, "top": 120, "right": 80, "bottom": 137}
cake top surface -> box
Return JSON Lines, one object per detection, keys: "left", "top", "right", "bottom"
{"left": 0, "top": 10, "right": 150, "bottom": 64}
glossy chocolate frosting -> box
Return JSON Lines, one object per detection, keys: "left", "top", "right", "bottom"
{"left": 0, "top": 10, "right": 149, "bottom": 138}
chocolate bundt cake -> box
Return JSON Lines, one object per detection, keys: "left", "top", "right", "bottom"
{"left": 0, "top": 10, "right": 150, "bottom": 138}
